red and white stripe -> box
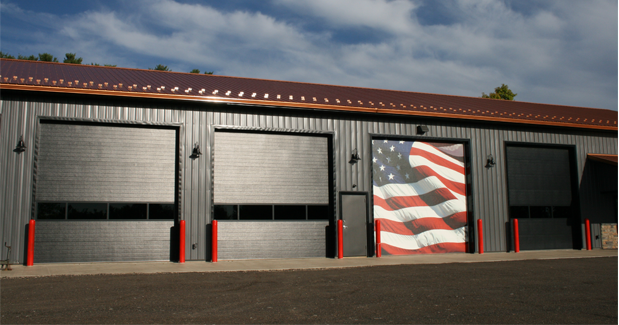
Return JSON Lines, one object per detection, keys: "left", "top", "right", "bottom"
{"left": 375, "top": 141, "right": 467, "bottom": 255}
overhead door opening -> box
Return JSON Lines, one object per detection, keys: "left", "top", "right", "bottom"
{"left": 213, "top": 131, "right": 332, "bottom": 259}
{"left": 506, "top": 145, "right": 580, "bottom": 250}
{"left": 34, "top": 121, "right": 178, "bottom": 262}
{"left": 372, "top": 139, "right": 469, "bottom": 255}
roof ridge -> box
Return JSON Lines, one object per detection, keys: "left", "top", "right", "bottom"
{"left": 1, "top": 58, "right": 616, "bottom": 131}
{"left": 1, "top": 58, "right": 614, "bottom": 112}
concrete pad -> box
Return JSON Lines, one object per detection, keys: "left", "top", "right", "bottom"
{"left": 1, "top": 249, "right": 616, "bottom": 278}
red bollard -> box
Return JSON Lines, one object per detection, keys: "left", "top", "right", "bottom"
{"left": 585, "top": 219, "right": 591, "bottom": 250}
{"left": 514, "top": 218, "right": 520, "bottom": 253}
{"left": 212, "top": 220, "right": 218, "bottom": 263}
{"left": 337, "top": 220, "right": 343, "bottom": 259}
{"left": 26, "top": 219, "right": 35, "bottom": 266}
{"left": 179, "top": 220, "right": 185, "bottom": 263}
{"left": 376, "top": 220, "right": 382, "bottom": 258}
{"left": 477, "top": 219, "right": 483, "bottom": 254}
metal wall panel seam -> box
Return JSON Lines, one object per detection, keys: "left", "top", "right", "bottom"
{"left": 362, "top": 121, "right": 371, "bottom": 193}
{"left": 0, "top": 100, "right": 15, "bottom": 260}
{"left": 491, "top": 128, "right": 503, "bottom": 251}
{"left": 344, "top": 119, "right": 352, "bottom": 191}
{"left": 497, "top": 129, "right": 508, "bottom": 251}
{"left": 196, "top": 110, "right": 208, "bottom": 260}
{"left": 190, "top": 110, "right": 199, "bottom": 260}
{"left": 12, "top": 102, "right": 29, "bottom": 262}
{"left": 0, "top": 100, "right": 11, "bottom": 260}
{"left": 473, "top": 127, "right": 484, "bottom": 252}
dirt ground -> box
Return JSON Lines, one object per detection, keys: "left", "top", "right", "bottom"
{"left": 1, "top": 257, "right": 617, "bottom": 324}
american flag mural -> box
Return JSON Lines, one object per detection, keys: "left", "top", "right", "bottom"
{"left": 372, "top": 139, "right": 468, "bottom": 255}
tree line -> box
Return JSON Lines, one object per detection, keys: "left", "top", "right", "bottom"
{"left": 2, "top": 51, "right": 516, "bottom": 97}
{"left": 0, "top": 51, "right": 213, "bottom": 74}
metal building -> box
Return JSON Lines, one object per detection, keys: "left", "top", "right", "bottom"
{"left": 1, "top": 59, "right": 617, "bottom": 264}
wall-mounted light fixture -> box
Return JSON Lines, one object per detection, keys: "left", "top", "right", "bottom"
{"left": 14, "top": 136, "right": 27, "bottom": 153}
{"left": 189, "top": 143, "right": 202, "bottom": 159}
{"left": 417, "top": 125, "right": 429, "bottom": 135}
{"left": 349, "top": 148, "right": 361, "bottom": 164}
{"left": 486, "top": 154, "right": 496, "bottom": 168}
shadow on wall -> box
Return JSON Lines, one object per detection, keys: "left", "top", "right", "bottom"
{"left": 22, "top": 223, "right": 31, "bottom": 265}
{"left": 326, "top": 224, "right": 335, "bottom": 258}
{"left": 169, "top": 224, "right": 179, "bottom": 262}
{"left": 580, "top": 160, "right": 618, "bottom": 224}
{"left": 505, "top": 221, "right": 513, "bottom": 252}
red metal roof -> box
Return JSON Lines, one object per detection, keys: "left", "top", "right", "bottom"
{"left": 1, "top": 59, "right": 616, "bottom": 130}
{"left": 587, "top": 154, "right": 618, "bottom": 165}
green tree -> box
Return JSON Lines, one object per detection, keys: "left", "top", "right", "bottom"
{"left": 18, "top": 54, "right": 38, "bottom": 60}
{"left": 1, "top": 51, "right": 15, "bottom": 59}
{"left": 38, "top": 53, "right": 58, "bottom": 62}
{"left": 191, "top": 69, "right": 214, "bottom": 74}
{"left": 482, "top": 84, "right": 517, "bottom": 100}
{"left": 63, "top": 53, "right": 82, "bottom": 64}
{"left": 151, "top": 64, "right": 170, "bottom": 71}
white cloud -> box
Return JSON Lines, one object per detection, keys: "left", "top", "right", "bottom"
{"left": 1, "top": 0, "right": 616, "bottom": 110}
{"left": 273, "top": 0, "right": 420, "bottom": 35}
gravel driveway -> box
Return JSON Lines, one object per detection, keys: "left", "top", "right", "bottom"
{"left": 1, "top": 257, "right": 616, "bottom": 324}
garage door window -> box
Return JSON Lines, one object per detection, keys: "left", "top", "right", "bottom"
{"left": 37, "top": 202, "right": 174, "bottom": 220}
{"left": 214, "top": 204, "right": 330, "bottom": 220}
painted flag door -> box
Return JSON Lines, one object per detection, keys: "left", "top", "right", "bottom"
{"left": 372, "top": 139, "right": 468, "bottom": 255}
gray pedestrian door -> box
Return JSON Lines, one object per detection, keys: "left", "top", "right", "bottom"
{"left": 341, "top": 193, "right": 368, "bottom": 257}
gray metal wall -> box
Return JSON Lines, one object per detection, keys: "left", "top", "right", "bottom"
{"left": 34, "top": 221, "right": 174, "bottom": 262}
{"left": 218, "top": 221, "right": 329, "bottom": 259}
{"left": 1, "top": 92, "right": 617, "bottom": 263}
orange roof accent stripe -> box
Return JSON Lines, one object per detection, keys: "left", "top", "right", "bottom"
{"left": 1, "top": 59, "right": 617, "bottom": 131}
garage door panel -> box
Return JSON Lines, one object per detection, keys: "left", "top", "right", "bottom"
{"left": 34, "top": 221, "right": 174, "bottom": 263}
{"left": 213, "top": 132, "right": 331, "bottom": 259}
{"left": 37, "top": 123, "right": 176, "bottom": 203}
{"left": 34, "top": 122, "right": 177, "bottom": 262}
{"left": 214, "top": 132, "right": 329, "bottom": 205}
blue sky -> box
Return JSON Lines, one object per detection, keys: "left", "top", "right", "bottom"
{"left": 1, "top": 0, "right": 617, "bottom": 110}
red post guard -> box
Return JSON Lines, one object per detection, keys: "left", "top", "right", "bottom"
{"left": 585, "top": 219, "right": 591, "bottom": 250}
{"left": 376, "top": 219, "right": 382, "bottom": 258}
{"left": 26, "top": 220, "right": 35, "bottom": 266}
{"left": 179, "top": 220, "right": 185, "bottom": 263}
{"left": 477, "top": 219, "right": 483, "bottom": 254}
{"left": 212, "top": 220, "right": 218, "bottom": 263}
{"left": 514, "top": 218, "right": 520, "bottom": 253}
{"left": 337, "top": 220, "right": 343, "bottom": 259}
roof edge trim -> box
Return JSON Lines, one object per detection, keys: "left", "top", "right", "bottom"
{"left": 1, "top": 83, "right": 617, "bottom": 131}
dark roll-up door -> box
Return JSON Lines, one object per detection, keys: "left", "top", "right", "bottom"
{"left": 34, "top": 122, "right": 176, "bottom": 263}
{"left": 506, "top": 146, "right": 578, "bottom": 250}
{"left": 37, "top": 123, "right": 176, "bottom": 203}
{"left": 214, "top": 132, "right": 329, "bottom": 205}
{"left": 506, "top": 146, "right": 572, "bottom": 206}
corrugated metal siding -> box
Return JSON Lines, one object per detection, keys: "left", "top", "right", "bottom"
{"left": 0, "top": 92, "right": 617, "bottom": 263}
{"left": 217, "top": 221, "right": 329, "bottom": 259}
{"left": 591, "top": 223, "right": 602, "bottom": 249}
{"left": 34, "top": 221, "right": 174, "bottom": 262}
